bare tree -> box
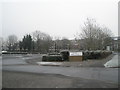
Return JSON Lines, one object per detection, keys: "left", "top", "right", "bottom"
{"left": 7, "top": 35, "right": 18, "bottom": 51}
{"left": 32, "top": 30, "right": 43, "bottom": 52}
{"left": 1, "top": 38, "right": 7, "bottom": 51}
{"left": 54, "top": 37, "right": 62, "bottom": 52}
{"left": 32, "top": 30, "right": 52, "bottom": 53}
{"left": 61, "top": 37, "right": 70, "bottom": 50}
{"left": 76, "top": 18, "right": 113, "bottom": 50}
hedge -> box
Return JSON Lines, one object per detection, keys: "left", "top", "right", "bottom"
{"left": 83, "top": 51, "right": 112, "bottom": 60}
{"left": 42, "top": 55, "right": 63, "bottom": 62}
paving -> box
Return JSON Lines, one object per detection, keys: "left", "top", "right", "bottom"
{"left": 104, "top": 54, "right": 120, "bottom": 67}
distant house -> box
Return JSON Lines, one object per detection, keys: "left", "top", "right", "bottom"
{"left": 111, "top": 36, "right": 120, "bottom": 52}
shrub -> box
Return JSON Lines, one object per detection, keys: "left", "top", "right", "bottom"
{"left": 60, "top": 51, "right": 69, "bottom": 61}
{"left": 42, "top": 55, "right": 63, "bottom": 62}
{"left": 83, "top": 51, "right": 112, "bottom": 60}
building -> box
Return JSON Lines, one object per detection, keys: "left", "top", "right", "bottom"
{"left": 111, "top": 36, "right": 120, "bottom": 52}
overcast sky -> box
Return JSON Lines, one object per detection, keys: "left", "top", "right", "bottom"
{"left": 1, "top": 0, "right": 119, "bottom": 40}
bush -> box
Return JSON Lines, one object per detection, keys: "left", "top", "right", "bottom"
{"left": 60, "top": 51, "right": 69, "bottom": 61}
{"left": 83, "top": 51, "right": 112, "bottom": 60}
{"left": 42, "top": 55, "right": 63, "bottom": 62}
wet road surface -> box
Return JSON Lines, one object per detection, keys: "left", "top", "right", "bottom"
{"left": 2, "top": 54, "right": 119, "bottom": 88}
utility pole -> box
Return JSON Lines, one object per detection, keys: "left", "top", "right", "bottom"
{"left": 54, "top": 42, "right": 57, "bottom": 53}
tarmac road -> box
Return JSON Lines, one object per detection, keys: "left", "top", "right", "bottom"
{"left": 2, "top": 54, "right": 119, "bottom": 88}
{"left": 2, "top": 71, "right": 118, "bottom": 88}
{"left": 3, "top": 65, "right": 118, "bottom": 84}
{"left": 2, "top": 54, "right": 43, "bottom": 65}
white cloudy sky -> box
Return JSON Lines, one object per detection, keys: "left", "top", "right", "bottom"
{"left": 1, "top": 0, "right": 119, "bottom": 40}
